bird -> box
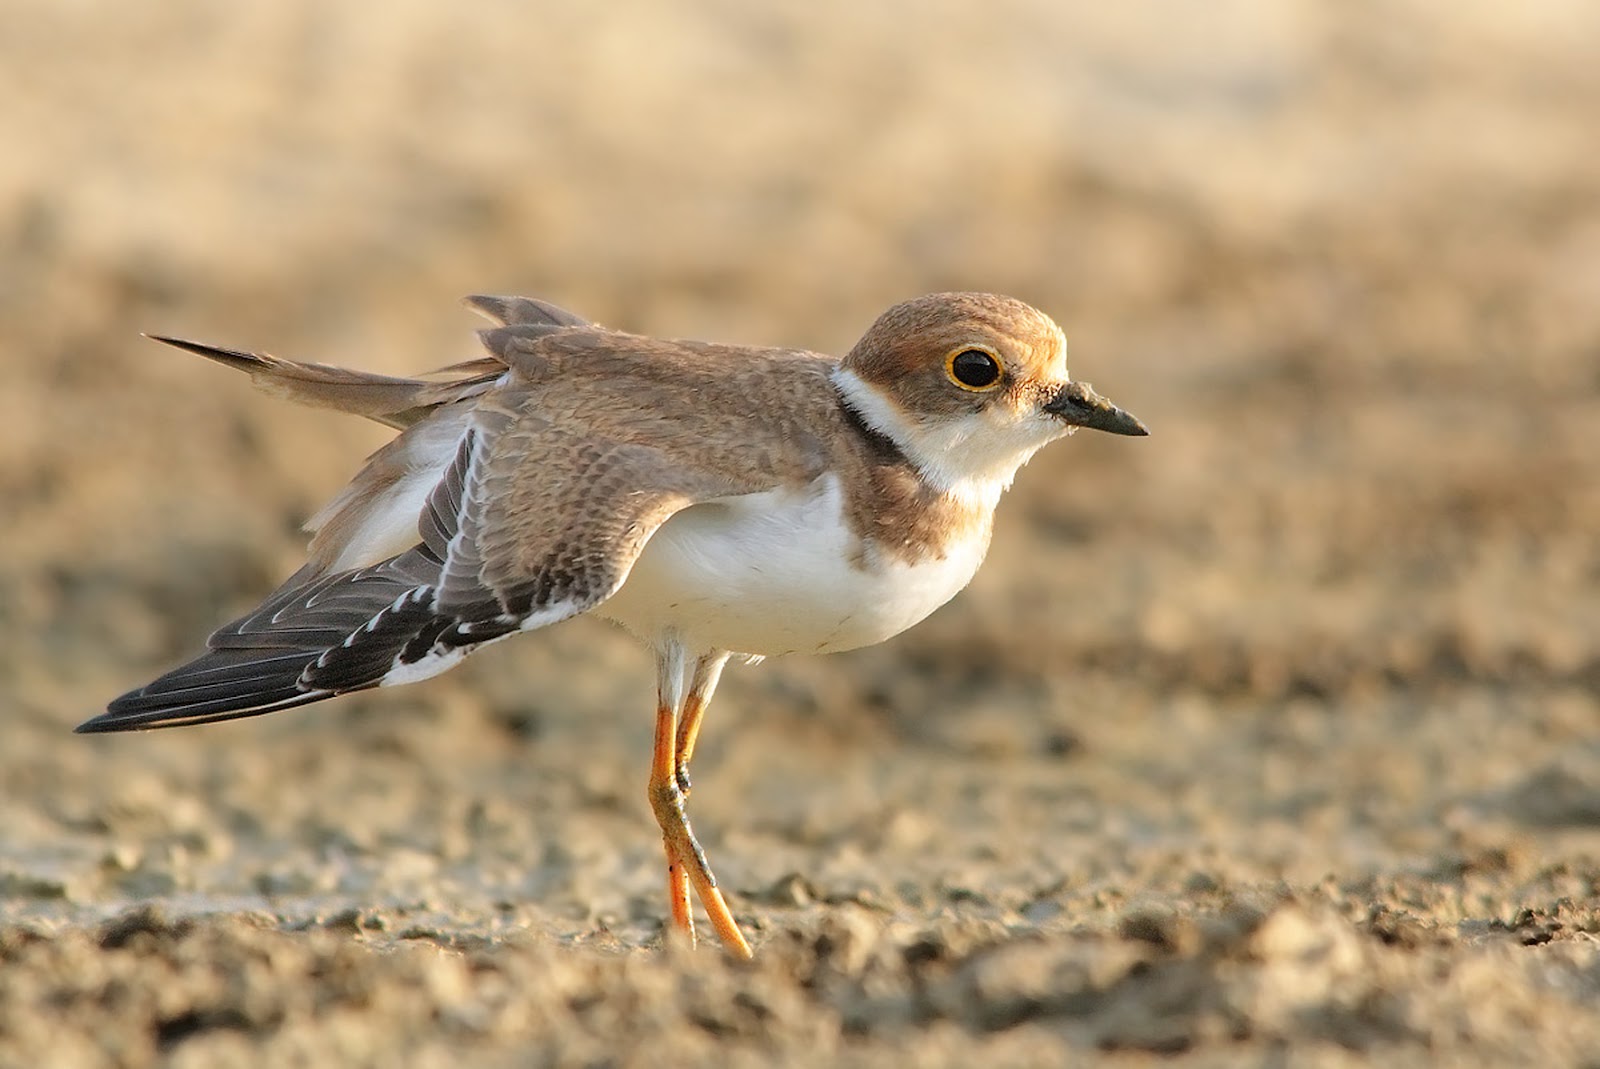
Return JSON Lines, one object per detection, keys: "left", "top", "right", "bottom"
{"left": 78, "top": 292, "right": 1147, "bottom": 957}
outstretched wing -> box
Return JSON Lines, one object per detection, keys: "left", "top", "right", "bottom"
{"left": 79, "top": 393, "right": 800, "bottom": 732}
{"left": 81, "top": 315, "right": 841, "bottom": 734}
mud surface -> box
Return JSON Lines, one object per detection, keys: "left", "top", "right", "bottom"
{"left": 3, "top": 3, "right": 1600, "bottom": 1066}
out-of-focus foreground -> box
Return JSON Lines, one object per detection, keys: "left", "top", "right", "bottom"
{"left": 3, "top": 3, "right": 1599, "bottom": 1066}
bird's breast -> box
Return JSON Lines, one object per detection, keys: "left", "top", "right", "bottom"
{"left": 595, "top": 473, "right": 989, "bottom": 656}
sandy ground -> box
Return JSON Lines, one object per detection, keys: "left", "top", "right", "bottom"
{"left": 3, "top": 2, "right": 1600, "bottom": 1065}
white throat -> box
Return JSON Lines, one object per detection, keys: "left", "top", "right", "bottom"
{"left": 831, "top": 366, "right": 1064, "bottom": 509}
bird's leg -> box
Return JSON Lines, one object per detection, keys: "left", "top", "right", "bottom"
{"left": 651, "top": 693, "right": 696, "bottom": 942}
{"left": 673, "top": 652, "right": 730, "bottom": 796}
{"left": 649, "top": 645, "right": 751, "bottom": 958}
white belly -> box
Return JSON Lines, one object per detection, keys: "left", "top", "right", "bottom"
{"left": 595, "top": 474, "right": 987, "bottom": 656}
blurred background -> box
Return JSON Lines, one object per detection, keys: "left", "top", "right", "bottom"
{"left": 3, "top": 1, "right": 1599, "bottom": 1063}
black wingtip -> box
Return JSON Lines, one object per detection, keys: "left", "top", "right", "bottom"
{"left": 75, "top": 688, "right": 335, "bottom": 734}
{"left": 73, "top": 708, "right": 170, "bottom": 733}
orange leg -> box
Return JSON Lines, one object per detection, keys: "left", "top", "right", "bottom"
{"left": 648, "top": 649, "right": 750, "bottom": 958}
{"left": 674, "top": 653, "right": 729, "bottom": 794}
{"left": 654, "top": 700, "right": 696, "bottom": 943}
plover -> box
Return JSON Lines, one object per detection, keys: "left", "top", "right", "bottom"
{"left": 79, "top": 292, "right": 1147, "bottom": 957}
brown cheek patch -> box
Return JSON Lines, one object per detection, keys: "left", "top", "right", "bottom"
{"left": 905, "top": 367, "right": 993, "bottom": 417}
{"left": 843, "top": 293, "right": 1068, "bottom": 421}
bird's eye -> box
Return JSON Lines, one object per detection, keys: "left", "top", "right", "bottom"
{"left": 947, "top": 348, "right": 1003, "bottom": 391}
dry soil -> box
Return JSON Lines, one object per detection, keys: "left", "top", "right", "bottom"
{"left": 3, "top": 4, "right": 1599, "bottom": 1067}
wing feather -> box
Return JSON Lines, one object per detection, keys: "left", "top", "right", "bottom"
{"left": 86, "top": 302, "right": 851, "bottom": 734}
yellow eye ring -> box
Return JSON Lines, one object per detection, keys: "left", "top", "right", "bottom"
{"left": 945, "top": 346, "right": 1004, "bottom": 391}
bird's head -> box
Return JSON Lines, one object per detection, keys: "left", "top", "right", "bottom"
{"left": 834, "top": 292, "right": 1146, "bottom": 500}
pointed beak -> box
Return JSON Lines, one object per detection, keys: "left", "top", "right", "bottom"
{"left": 1044, "top": 380, "right": 1148, "bottom": 436}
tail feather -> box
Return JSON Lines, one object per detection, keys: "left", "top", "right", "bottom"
{"left": 144, "top": 336, "right": 503, "bottom": 430}
{"left": 146, "top": 295, "right": 589, "bottom": 431}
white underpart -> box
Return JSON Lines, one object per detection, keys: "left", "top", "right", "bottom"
{"left": 596, "top": 473, "right": 988, "bottom": 657}
{"left": 830, "top": 367, "right": 1068, "bottom": 510}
